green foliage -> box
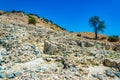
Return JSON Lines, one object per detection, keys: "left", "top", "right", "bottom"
{"left": 42, "top": 17, "right": 66, "bottom": 31}
{"left": 11, "top": 10, "right": 25, "bottom": 14}
{"left": 42, "top": 17, "right": 50, "bottom": 23}
{"left": 77, "top": 33, "right": 81, "bottom": 37}
{"left": 54, "top": 24, "right": 66, "bottom": 31}
{"left": 28, "top": 15, "right": 36, "bottom": 25}
{"left": 29, "top": 13, "right": 40, "bottom": 18}
{"left": 105, "top": 53, "right": 120, "bottom": 59}
{"left": 108, "top": 35, "right": 119, "bottom": 42}
{"left": 89, "top": 16, "right": 106, "bottom": 39}
{"left": 9, "top": 10, "right": 66, "bottom": 30}
{"left": 101, "top": 36, "right": 107, "bottom": 40}
{"left": 89, "top": 16, "right": 100, "bottom": 27}
{"left": 69, "top": 31, "right": 74, "bottom": 33}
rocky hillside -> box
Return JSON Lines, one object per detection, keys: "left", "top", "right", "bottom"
{"left": 0, "top": 10, "right": 66, "bottom": 32}
{"left": 0, "top": 10, "right": 120, "bottom": 80}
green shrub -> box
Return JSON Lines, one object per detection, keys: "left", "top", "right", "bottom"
{"left": 54, "top": 24, "right": 66, "bottom": 31}
{"left": 77, "top": 33, "right": 81, "bottom": 37}
{"left": 42, "top": 17, "right": 66, "bottom": 31}
{"left": 108, "top": 35, "right": 119, "bottom": 42}
{"left": 69, "top": 31, "right": 74, "bottom": 33}
{"left": 11, "top": 10, "right": 25, "bottom": 14}
{"left": 28, "top": 15, "right": 36, "bottom": 25}
{"left": 101, "top": 36, "right": 107, "bottom": 40}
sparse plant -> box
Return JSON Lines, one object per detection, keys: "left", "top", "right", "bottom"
{"left": 41, "top": 17, "right": 66, "bottom": 31}
{"left": 77, "top": 33, "right": 81, "bottom": 37}
{"left": 69, "top": 31, "right": 74, "bottom": 33}
{"left": 108, "top": 35, "right": 119, "bottom": 42}
{"left": 28, "top": 15, "right": 36, "bottom": 25}
{"left": 54, "top": 24, "right": 66, "bottom": 31}
{"left": 29, "top": 13, "right": 40, "bottom": 18}
{"left": 101, "top": 36, "right": 107, "bottom": 40}
{"left": 105, "top": 53, "right": 120, "bottom": 59}
{"left": 11, "top": 10, "right": 25, "bottom": 14}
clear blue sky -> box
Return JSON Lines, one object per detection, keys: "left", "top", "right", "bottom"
{"left": 0, "top": 0, "right": 120, "bottom": 36}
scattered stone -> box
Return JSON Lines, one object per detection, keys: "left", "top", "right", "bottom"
{"left": 113, "top": 44, "right": 120, "bottom": 52}
{"left": 106, "top": 70, "right": 114, "bottom": 77}
{"left": 104, "top": 58, "right": 118, "bottom": 67}
{"left": 0, "top": 61, "right": 2, "bottom": 66}
{"left": 105, "top": 45, "right": 111, "bottom": 50}
{"left": 92, "top": 73, "right": 104, "bottom": 80}
{"left": 30, "top": 73, "right": 35, "bottom": 79}
{"left": 14, "top": 71, "right": 22, "bottom": 76}
{"left": 0, "top": 73, "right": 5, "bottom": 78}
{"left": 65, "top": 75, "right": 70, "bottom": 80}
{"left": 45, "top": 57, "right": 52, "bottom": 62}
{"left": 74, "top": 53, "right": 78, "bottom": 57}
{"left": 84, "top": 41, "right": 94, "bottom": 47}
{"left": 54, "top": 75, "right": 59, "bottom": 79}
{"left": 7, "top": 73, "right": 15, "bottom": 79}
{"left": 44, "top": 40, "right": 66, "bottom": 55}
{"left": 35, "top": 67, "right": 41, "bottom": 72}
{"left": 114, "top": 72, "right": 120, "bottom": 77}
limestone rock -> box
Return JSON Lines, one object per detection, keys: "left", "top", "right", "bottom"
{"left": 106, "top": 70, "right": 114, "bottom": 77}
{"left": 104, "top": 58, "right": 120, "bottom": 67}
{"left": 44, "top": 40, "right": 66, "bottom": 55}
{"left": 84, "top": 41, "right": 94, "bottom": 47}
{"left": 0, "top": 73, "right": 5, "bottom": 78}
{"left": 114, "top": 72, "right": 120, "bottom": 77}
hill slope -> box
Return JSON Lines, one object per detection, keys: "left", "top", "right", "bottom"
{"left": 0, "top": 10, "right": 66, "bottom": 32}
{"left": 0, "top": 10, "right": 120, "bottom": 80}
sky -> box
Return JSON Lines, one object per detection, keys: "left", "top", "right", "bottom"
{"left": 0, "top": 0, "right": 120, "bottom": 36}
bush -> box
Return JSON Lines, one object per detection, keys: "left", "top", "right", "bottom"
{"left": 69, "top": 31, "right": 74, "bottom": 33}
{"left": 11, "top": 10, "right": 25, "bottom": 14}
{"left": 108, "top": 35, "right": 119, "bottom": 42}
{"left": 101, "top": 36, "right": 107, "bottom": 40}
{"left": 77, "top": 33, "right": 81, "bottom": 37}
{"left": 28, "top": 15, "right": 36, "bottom": 25}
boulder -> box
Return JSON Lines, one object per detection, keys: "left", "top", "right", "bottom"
{"left": 106, "top": 70, "right": 114, "bottom": 77}
{"left": 113, "top": 44, "right": 120, "bottom": 52}
{"left": 105, "top": 45, "right": 111, "bottom": 50}
{"left": 114, "top": 72, "right": 120, "bottom": 77}
{"left": 84, "top": 41, "right": 94, "bottom": 47}
{"left": 0, "top": 73, "right": 5, "bottom": 78}
{"left": 30, "top": 73, "right": 35, "bottom": 79}
{"left": 14, "top": 71, "right": 22, "bottom": 76}
{"left": 44, "top": 40, "right": 66, "bottom": 55}
{"left": 104, "top": 58, "right": 119, "bottom": 67}
{"left": 76, "top": 41, "right": 84, "bottom": 47}
{"left": 7, "top": 73, "right": 15, "bottom": 79}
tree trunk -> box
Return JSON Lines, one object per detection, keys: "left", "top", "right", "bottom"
{"left": 95, "top": 27, "right": 98, "bottom": 40}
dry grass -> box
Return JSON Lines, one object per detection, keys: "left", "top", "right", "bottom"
{"left": 76, "top": 32, "right": 120, "bottom": 44}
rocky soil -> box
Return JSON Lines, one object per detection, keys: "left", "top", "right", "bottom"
{"left": 0, "top": 11, "right": 120, "bottom": 80}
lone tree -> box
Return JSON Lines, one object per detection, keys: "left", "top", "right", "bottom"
{"left": 89, "top": 16, "right": 106, "bottom": 39}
